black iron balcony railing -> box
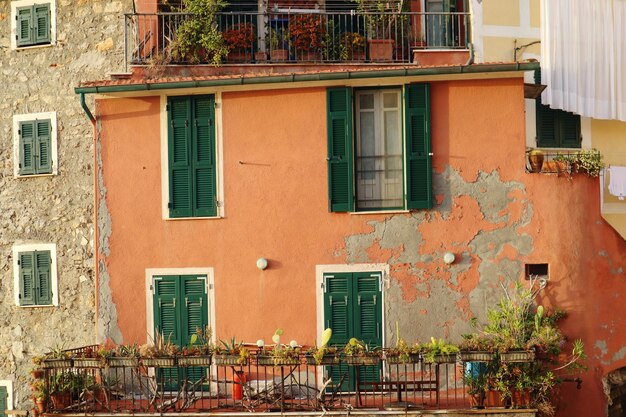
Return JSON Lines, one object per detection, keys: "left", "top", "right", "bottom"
{"left": 36, "top": 345, "right": 472, "bottom": 414}
{"left": 124, "top": 11, "right": 471, "bottom": 69}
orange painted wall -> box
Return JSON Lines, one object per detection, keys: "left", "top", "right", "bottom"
{"left": 96, "top": 77, "right": 626, "bottom": 416}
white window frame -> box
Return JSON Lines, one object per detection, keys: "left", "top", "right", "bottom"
{"left": 0, "top": 380, "right": 14, "bottom": 412}
{"left": 12, "top": 243, "right": 59, "bottom": 307}
{"left": 10, "top": 0, "right": 57, "bottom": 50}
{"left": 159, "top": 94, "right": 225, "bottom": 220}
{"left": 145, "top": 268, "right": 216, "bottom": 345}
{"left": 13, "top": 112, "right": 58, "bottom": 178}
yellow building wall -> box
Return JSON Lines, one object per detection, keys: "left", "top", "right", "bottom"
{"left": 482, "top": 0, "right": 520, "bottom": 26}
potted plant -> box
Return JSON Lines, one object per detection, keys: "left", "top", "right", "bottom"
{"left": 385, "top": 325, "right": 421, "bottom": 364}
{"left": 268, "top": 27, "right": 289, "bottom": 62}
{"left": 458, "top": 333, "right": 496, "bottom": 362}
{"left": 572, "top": 148, "right": 605, "bottom": 177}
{"left": 223, "top": 23, "right": 255, "bottom": 62}
{"left": 73, "top": 345, "right": 103, "bottom": 368}
{"left": 214, "top": 337, "right": 249, "bottom": 366}
{"left": 140, "top": 331, "right": 178, "bottom": 368}
{"left": 49, "top": 371, "right": 82, "bottom": 410}
{"left": 341, "top": 32, "right": 366, "bottom": 61}
{"left": 178, "top": 325, "right": 213, "bottom": 366}
{"left": 170, "top": 0, "right": 229, "bottom": 65}
{"left": 422, "top": 337, "right": 459, "bottom": 363}
{"left": 257, "top": 329, "right": 301, "bottom": 366}
{"left": 305, "top": 328, "right": 338, "bottom": 365}
{"left": 343, "top": 337, "right": 381, "bottom": 365}
{"left": 463, "top": 364, "right": 487, "bottom": 409}
{"left": 40, "top": 346, "right": 72, "bottom": 369}
{"left": 527, "top": 149, "right": 545, "bottom": 173}
{"left": 351, "top": 0, "right": 406, "bottom": 61}
{"left": 288, "top": 14, "right": 325, "bottom": 61}
{"left": 108, "top": 344, "right": 139, "bottom": 367}
{"left": 32, "top": 380, "right": 48, "bottom": 413}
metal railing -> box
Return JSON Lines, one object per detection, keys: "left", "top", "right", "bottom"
{"left": 124, "top": 11, "right": 471, "bottom": 68}
{"left": 36, "top": 348, "right": 469, "bottom": 413}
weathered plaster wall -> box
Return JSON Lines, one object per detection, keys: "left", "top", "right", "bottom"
{"left": 96, "top": 77, "right": 626, "bottom": 417}
{"left": 0, "top": 0, "right": 131, "bottom": 407}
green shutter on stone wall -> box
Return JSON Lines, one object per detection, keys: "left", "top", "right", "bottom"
{"left": 19, "top": 252, "right": 36, "bottom": 306}
{"left": 16, "top": 6, "right": 33, "bottom": 47}
{"left": 191, "top": 96, "right": 217, "bottom": 217}
{"left": 35, "top": 251, "right": 52, "bottom": 305}
{"left": 19, "top": 121, "right": 36, "bottom": 175}
{"left": 0, "top": 386, "right": 7, "bottom": 417}
{"left": 404, "top": 84, "right": 432, "bottom": 209}
{"left": 34, "top": 4, "right": 50, "bottom": 44}
{"left": 36, "top": 120, "right": 52, "bottom": 174}
{"left": 327, "top": 88, "right": 354, "bottom": 212}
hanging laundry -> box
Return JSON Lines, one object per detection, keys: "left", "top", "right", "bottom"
{"left": 608, "top": 166, "right": 626, "bottom": 200}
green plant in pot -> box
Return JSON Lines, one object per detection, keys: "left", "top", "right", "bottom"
{"left": 422, "top": 337, "right": 459, "bottom": 363}
{"left": 305, "top": 328, "right": 338, "bottom": 365}
{"left": 214, "top": 337, "right": 249, "bottom": 366}
{"left": 573, "top": 148, "right": 605, "bottom": 177}
{"left": 171, "top": 0, "right": 229, "bottom": 65}
{"left": 258, "top": 329, "right": 301, "bottom": 366}
{"left": 344, "top": 337, "right": 382, "bottom": 365}
{"left": 351, "top": 0, "right": 408, "bottom": 61}
{"left": 463, "top": 364, "right": 487, "bottom": 409}
{"left": 32, "top": 379, "right": 48, "bottom": 413}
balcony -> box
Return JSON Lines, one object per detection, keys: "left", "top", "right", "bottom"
{"left": 32, "top": 345, "right": 537, "bottom": 416}
{"left": 123, "top": 11, "right": 471, "bottom": 70}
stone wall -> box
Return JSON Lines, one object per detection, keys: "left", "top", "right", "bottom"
{"left": 0, "top": 0, "right": 132, "bottom": 408}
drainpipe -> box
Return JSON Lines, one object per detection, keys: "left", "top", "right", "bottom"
{"left": 465, "top": 42, "right": 475, "bottom": 66}
{"left": 80, "top": 92, "right": 96, "bottom": 124}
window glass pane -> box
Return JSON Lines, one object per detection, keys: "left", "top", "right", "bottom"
{"left": 355, "top": 90, "right": 403, "bottom": 210}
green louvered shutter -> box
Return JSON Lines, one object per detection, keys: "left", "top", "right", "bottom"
{"left": 153, "top": 276, "right": 181, "bottom": 386}
{"left": 181, "top": 275, "right": 208, "bottom": 382}
{"left": 191, "top": 96, "right": 217, "bottom": 217}
{"left": 168, "top": 98, "right": 193, "bottom": 217}
{"left": 19, "top": 121, "right": 36, "bottom": 175}
{"left": 353, "top": 273, "right": 382, "bottom": 386}
{"left": 324, "top": 273, "right": 353, "bottom": 390}
{"left": 35, "top": 251, "right": 52, "bottom": 305}
{"left": 405, "top": 84, "right": 432, "bottom": 209}
{"left": 559, "top": 111, "right": 582, "bottom": 148}
{"left": 34, "top": 4, "right": 50, "bottom": 44}
{"left": 36, "top": 120, "right": 52, "bottom": 174}
{"left": 536, "top": 101, "right": 558, "bottom": 147}
{"left": 16, "top": 6, "right": 33, "bottom": 47}
{"left": 19, "top": 252, "right": 36, "bottom": 306}
{"left": 0, "top": 386, "right": 7, "bottom": 417}
{"left": 327, "top": 88, "right": 354, "bottom": 212}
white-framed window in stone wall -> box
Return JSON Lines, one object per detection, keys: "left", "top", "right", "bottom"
{"left": 10, "top": 0, "right": 56, "bottom": 50}
{"left": 13, "top": 112, "right": 58, "bottom": 178}
{"left": 0, "top": 380, "right": 13, "bottom": 414}
{"left": 12, "top": 243, "right": 58, "bottom": 307}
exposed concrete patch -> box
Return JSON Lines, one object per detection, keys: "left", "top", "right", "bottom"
{"left": 596, "top": 340, "right": 609, "bottom": 357}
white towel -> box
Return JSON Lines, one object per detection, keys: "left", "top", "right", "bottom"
{"left": 608, "top": 166, "right": 626, "bottom": 200}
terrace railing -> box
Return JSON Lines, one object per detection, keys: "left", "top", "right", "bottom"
{"left": 37, "top": 347, "right": 469, "bottom": 414}
{"left": 124, "top": 11, "right": 471, "bottom": 69}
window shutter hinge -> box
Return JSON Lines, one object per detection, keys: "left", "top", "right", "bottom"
{"left": 17, "top": 259, "right": 20, "bottom": 266}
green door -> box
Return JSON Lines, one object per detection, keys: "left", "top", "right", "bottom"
{"left": 323, "top": 272, "right": 383, "bottom": 391}
{"left": 153, "top": 275, "right": 209, "bottom": 388}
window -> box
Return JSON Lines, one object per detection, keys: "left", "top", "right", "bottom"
{"left": 167, "top": 95, "right": 217, "bottom": 218}
{"left": 12, "top": 243, "right": 58, "bottom": 307}
{"left": 11, "top": 1, "right": 55, "bottom": 49}
{"left": 13, "top": 112, "right": 57, "bottom": 177}
{"left": 327, "top": 84, "right": 432, "bottom": 212}
{"left": 0, "top": 381, "right": 11, "bottom": 417}
{"left": 535, "top": 70, "right": 581, "bottom": 148}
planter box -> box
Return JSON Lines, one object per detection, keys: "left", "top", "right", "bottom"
{"left": 177, "top": 355, "right": 212, "bottom": 367}
{"left": 368, "top": 39, "right": 394, "bottom": 61}
{"left": 500, "top": 350, "right": 535, "bottom": 363}
{"left": 141, "top": 357, "right": 176, "bottom": 368}
{"left": 345, "top": 355, "right": 380, "bottom": 366}
{"left": 425, "top": 354, "right": 457, "bottom": 364}
{"left": 214, "top": 354, "right": 247, "bottom": 366}
{"left": 385, "top": 354, "right": 421, "bottom": 364}
{"left": 459, "top": 351, "right": 496, "bottom": 362}
{"left": 41, "top": 359, "right": 72, "bottom": 369}
{"left": 73, "top": 358, "right": 103, "bottom": 368}
{"left": 108, "top": 357, "right": 139, "bottom": 367}
{"left": 256, "top": 355, "right": 299, "bottom": 366}
{"left": 271, "top": 49, "right": 289, "bottom": 62}
{"left": 305, "top": 354, "right": 339, "bottom": 366}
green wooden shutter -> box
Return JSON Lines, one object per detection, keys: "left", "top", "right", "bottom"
{"left": 16, "top": 6, "right": 33, "bottom": 47}
{"left": 168, "top": 98, "right": 193, "bottom": 217}
{"left": 191, "top": 96, "right": 217, "bottom": 217}
{"left": 35, "top": 251, "right": 52, "bottom": 305}
{"left": 181, "top": 275, "right": 208, "bottom": 382}
{"left": 559, "top": 111, "right": 581, "bottom": 148}
{"left": 0, "top": 386, "right": 7, "bottom": 417}
{"left": 327, "top": 88, "right": 354, "bottom": 212}
{"left": 154, "top": 276, "right": 181, "bottom": 344}
{"left": 34, "top": 4, "right": 50, "bottom": 44}
{"left": 536, "top": 101, "right": 558, "bottom": 147}
{"left": 19, "top": 252, "right": 36, "bottom": 306}
{"left": 353, "top": 273, "right": 382, "bottom": 386}
{"left": 324, "top": 273, "right": 353, "bottom": 391}
{"left": 405, "top": 84, "right": 432, "bottom": 209}
{"left": 36, "top": 120, "right": 52, "bottom": 174}
{"left": 19, "top": 121, "right": 36, "bottom": 175}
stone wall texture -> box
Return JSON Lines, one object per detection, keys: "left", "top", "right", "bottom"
{"left": 0, "top": 0, "right": 131, "bottom": 407}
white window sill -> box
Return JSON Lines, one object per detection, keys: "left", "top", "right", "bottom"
{"left": 13, "top": 43, "right": 55, "bottom": 51}
{"left": 17, "top": 304, "right": 56, "bottom": 308}
{"left": 349, "top": 210, "right": 410, "bottom": 215}
{"left": 165, "top": 216, "right": 222, "bottom": 221}
{"left": 15, "top": 173, "right": 55, "bottom": 179}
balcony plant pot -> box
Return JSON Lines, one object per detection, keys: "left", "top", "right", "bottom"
{"left": 428, "top": 354, "right": 457, "bottom": 364}
{"left": 305, "top": 354, "right": 339, "bottom": 366}
{"left": 31, "top": 369, "right": 45, "bottom": 379}
{"left": 385, "top": 353, "right": 421, "bottom": 364}
{"left": 50, "top": 392, "right": 72, "bottom": 410}
{"left": 177, "top": 355, "right": 212, "bottom": 367}
{"left": 73, "top": 358, "right": 102, "bottom": 368}
{"left": 271, "top": 49, "right": 289, "bottom": 62}
{"left": 511, "top": 389, "right": 531, "bottom": 408}
{"left": 35, "top": 398, "right": 47, "bottom": 413}
{"left": 41, "top": 359, "right": 72, "bottom": 369}
{"left": 108, "top": 357, "right": 139, "bottom": 367}
{"left": 227, "top": 50, "right": 252, "bottom": 63}
{"left": 368, "top": 39, "right": 394, "bottom": 61}
{"left": 485, "top": 389, "right": 505, "bottom": 408}
{"left": 255, "top": 51, "right": 268, "bottom": 62}
{"left": 141, "top": 357, "right": 176, "bottom": 368}
{"left": 499, "top": 350, "right": 535, "bottom": 363}
{"left": 256, "top": 355, "right": 299, "bottom": 366}
{"left": 345, "top": 355, "right": 380, "bottom": 366}
{"left": 459, "top": 351, "right": 495, "bottom": 362}
{"left": 214, "top": 354, "right": 247, "bottom": 366}
{"left": 469, "top": 392, "right": 486, "bottom": 409}
{"left": 528, "top": 149, "right": 544, "bottom": 173}
{"left": 295, "top": 51, "right": 319, "bottom": 62}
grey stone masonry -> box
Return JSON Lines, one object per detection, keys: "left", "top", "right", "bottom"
{"left": 0, "top": 0, "right": 132, "bottom": 409}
